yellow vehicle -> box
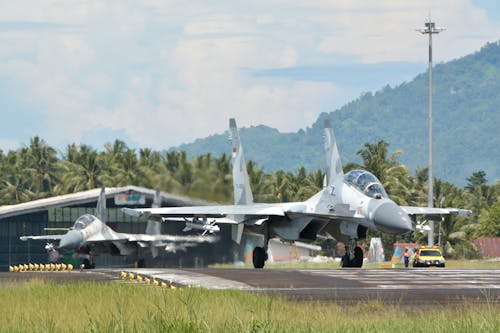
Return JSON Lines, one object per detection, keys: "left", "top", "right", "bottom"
{"left": 412, "top": 246, "right": 445, "bottom": 267}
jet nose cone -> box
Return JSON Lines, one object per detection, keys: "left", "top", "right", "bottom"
{"left": 373, "top": 202, "right": 413, "bottom": 234}
{"left": 59, "top": 230, "right": 84, "bottom": 249}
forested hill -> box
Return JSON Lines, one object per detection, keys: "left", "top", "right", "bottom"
{"left": 176, "top": 41, "right": 500, "bottom": 186}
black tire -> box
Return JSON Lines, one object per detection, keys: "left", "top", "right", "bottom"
{"left": 352, "top": 246, "right": 363, "bottom": 267}
{"left": 82, "top": 258, "right": 95, "bottom": 269}
{"left": 253, "top": 246, "right": 266, "bottom": 269}
{"left": 341, "top": 253, "right": 351, "bottom": 267}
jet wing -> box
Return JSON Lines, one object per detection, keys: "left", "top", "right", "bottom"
{"left": 20, "top": 234, "right": 64, "bottom": 241}
{"left": 401, "top": 206, "right": 471, "bottom": 217}
{"left": 123, "top": 203, "right": 366, "bottom": 228}
{"left": 84, "top": 232, "right": 216, "bottom": 244}
{"left": 122, "top": 203, "right": 287, "bottom": 222}
{"left": 124, "top": 233, "right": 217, "bottom": 243}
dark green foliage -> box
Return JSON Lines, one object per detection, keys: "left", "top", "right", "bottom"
{"left": 475, "top": 202, "right": 500, "bottom": 237}
{"left": 0, "top": 135, "right": 499, "bottom": 255}
{"left": 177, "top": 41, "right": 500, "bottom": 186}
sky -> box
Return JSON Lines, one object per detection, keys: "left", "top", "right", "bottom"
{"left": 1, "top": 0, "right": 499, "bottom": 152}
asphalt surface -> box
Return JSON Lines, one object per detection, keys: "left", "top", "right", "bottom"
{"left": 2, "top": 268, "right": 499, "bottom": 304}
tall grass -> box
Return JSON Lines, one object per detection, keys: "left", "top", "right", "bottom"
{"left": 0, "top": 279, "right": 498, "bottom": 332}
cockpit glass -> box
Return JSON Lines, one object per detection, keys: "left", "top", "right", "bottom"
{"left": 72, "top": 214, "right": 95, "bottom": 230}
{"left": 344, "top": 170, "right": 388, "bottom": 199}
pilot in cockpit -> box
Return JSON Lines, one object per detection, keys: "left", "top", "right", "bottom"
{"left": 344, "top": 170, "right": 388, "bottom": 199}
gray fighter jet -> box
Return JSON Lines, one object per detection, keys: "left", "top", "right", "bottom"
{"left": 20, "top": 187, "right": 217, "bottom": 267}
{"left": 123, "top": 119, "right": 470, "bottom": 268}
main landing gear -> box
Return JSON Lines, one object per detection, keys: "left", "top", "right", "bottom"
{"left": 252, "top": 246, "right": 268, "bottom": 268}
{"left": 253, "top": 225, "right": 270, "bottom": 269}
{"left": 341, "top": 242, "right": 363, "bottom": 268}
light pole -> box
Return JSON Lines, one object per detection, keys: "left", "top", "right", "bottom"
{"left": 417, "top": 19, "right": 445, "bottom": 246}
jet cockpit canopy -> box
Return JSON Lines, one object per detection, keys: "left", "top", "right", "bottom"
{"left": 344, "top": 170, "right": 388, "bottom": 199}
{"left": 72, "top": 214, "right": 96, "bottom": 230}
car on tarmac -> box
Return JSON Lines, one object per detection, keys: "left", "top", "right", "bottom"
{"left": 412, "top": 246, "right": 446, "bottom": 267}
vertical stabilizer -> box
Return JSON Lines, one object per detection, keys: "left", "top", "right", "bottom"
{"left": 229, "top": 118, "right": 252, "bottom": 244}
{"left": 324, "top": 119, "right": 344, "bottom": 186}
{"left": 95, "top": 186, "right": 107, "bottom": 223}
{"left": 146, "top": 189, "right": 162, "bottom": 258}
{"left": 230, "top": 118, "right": 254, "bottom": 205}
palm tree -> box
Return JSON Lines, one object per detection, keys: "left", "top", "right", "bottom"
{"left": 246, "top": 160, "right": 267, "bottom": 202}
{"left": 262, "top": 170, "right": 295, "bottom": 202}
{"left": 211, "top": 154, "right": 232, "bottom": 202}
{"left": 465, "top": 170, "right": 493, "bottom": 220}
{"left": 0, "top": 151, "right": 37, "bottom": 203}
{"left": 349, "top": 140, "right": 412, "bottom": 204}
{"left": 115, "top": 149, "right": 142, "bottom": 186}
{"left": 23, "top": 136, "right": 59, "bottom": 196}
{"left": 293, "top": 167, "right": 322, "bottom": 201}
{"left": 97, "top": 140, "right": 129, "bottom": 186}
{"left": 408, "top": 167, "right": 428, "bottom": 207}
{"left": 55, "top": 144, "right": 101, "bottom": 193}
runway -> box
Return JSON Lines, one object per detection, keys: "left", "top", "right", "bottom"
{"left": 3, "top": 268, "right": 499, "bottom": 304}
{"left": 118, "top": 267, "right": 500, "bottom": 304}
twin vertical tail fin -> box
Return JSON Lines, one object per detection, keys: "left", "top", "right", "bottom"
{"left": 95, "top": 186, "right": 107, "bottom": 223}
{"left": 146, "top": 189, "right": 162, "bottom": 258}
{"left": 229, "top": 118, "right": 253, "bottom": 244}
{"left": 324, "top": 119, "right": 344, "bottom": 186}
{"left": 230, "top": 118, "right": 254, "bottom": 205}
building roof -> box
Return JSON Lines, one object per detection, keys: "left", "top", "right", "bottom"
{"left": 0, "top": 186, "right": 208, "bottom": 219}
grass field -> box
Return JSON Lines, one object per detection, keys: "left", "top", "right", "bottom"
{"left": 1, "top": 279, "right": 498, "bottom": 332}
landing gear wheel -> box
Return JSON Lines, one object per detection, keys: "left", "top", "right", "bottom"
{"left": 253, "top": 246, "right": 266, "bottom": 269}
{"left": 352, "top": 246, "right": 363, "bottom": 267}
{"left": 341, "top": 253, "right": 351, "bottom": 267}
{"left": 82, "top": 258, "right": 95, "bottom": 269}
{"left": 135, "top": 259, "right": 145, "bottom": 268}
{"left": 341, "top": 246, "right": 363, "bottom": 268}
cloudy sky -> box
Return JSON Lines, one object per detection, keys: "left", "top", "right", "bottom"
{"left": 1, "top": 0, "right": 499, "bottom": 151}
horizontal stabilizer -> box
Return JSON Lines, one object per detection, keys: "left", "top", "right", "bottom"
{"left": 121, "top": 207, "right": 146, "bottom": 218}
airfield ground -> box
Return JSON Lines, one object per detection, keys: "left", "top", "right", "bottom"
{"left": 2, "top": 267, "right": 499, "bottom": 304}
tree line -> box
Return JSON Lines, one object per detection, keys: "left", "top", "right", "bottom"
{"left": 1, "top": 136, "right": 498, "bottom": 258}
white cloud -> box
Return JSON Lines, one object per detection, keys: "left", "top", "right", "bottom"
{"left": 0, "top": 0, "right": 498, "bottom": 150}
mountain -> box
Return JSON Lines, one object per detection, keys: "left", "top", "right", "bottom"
{"left": 175, "top": 41, "right": 500, "bottom": 186}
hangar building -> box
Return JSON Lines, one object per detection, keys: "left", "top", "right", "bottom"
{"left": 0, "top": 186, "right": 233, "bottom": 271}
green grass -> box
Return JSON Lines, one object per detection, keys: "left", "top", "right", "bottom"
{"left": 444, "top": 259, "right": 500, "bottom": 269}
{"left": 1, "top": 279, "right": 498, "bottom": 332}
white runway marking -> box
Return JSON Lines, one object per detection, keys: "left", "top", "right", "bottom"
{"left": 302, "top": 269, "right": 500, "bottom": 289}
{"left": 123, "top": 268, "right": 253, "bottom": 290}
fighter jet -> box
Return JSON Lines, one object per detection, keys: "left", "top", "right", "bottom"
{"left": 20, "top": 187, "right": 217, "bottom": 267}
{"left": 123, "top": 119, "right": 470, "bottom": 268}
